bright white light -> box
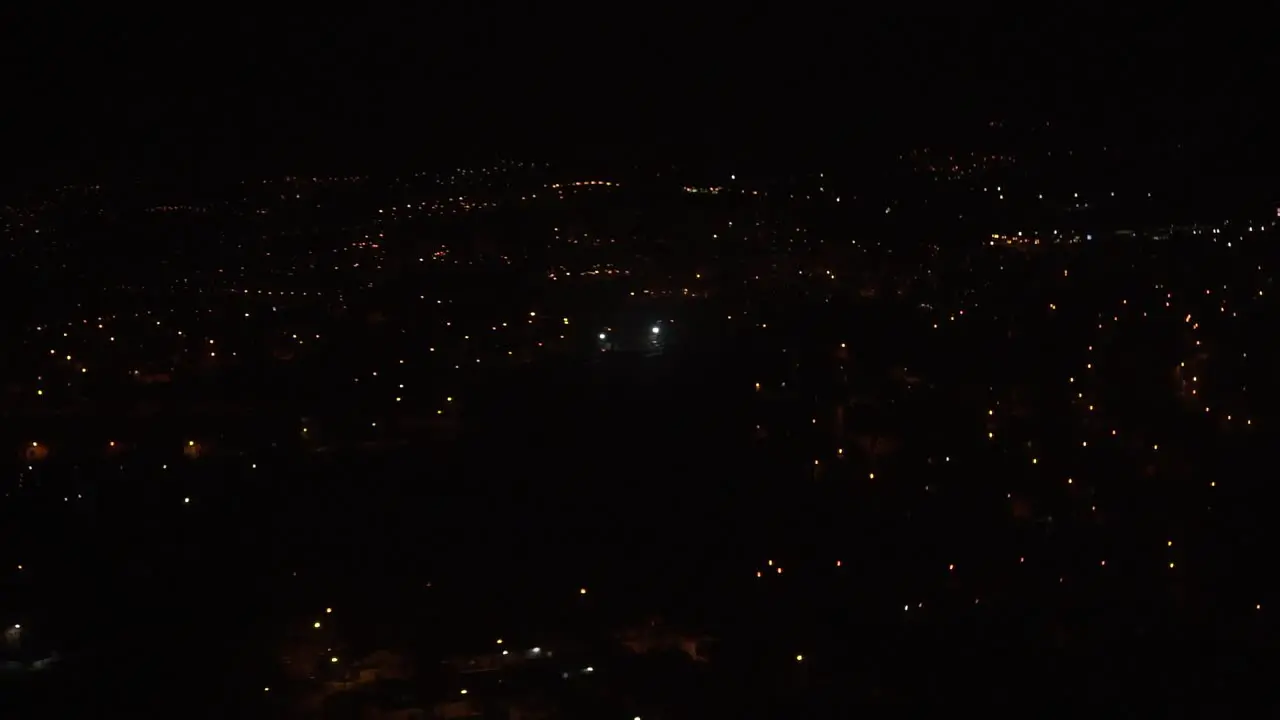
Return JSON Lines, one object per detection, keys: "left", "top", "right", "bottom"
{"left": 651, "top": 326, "right": 660, "bottom": 334}
{"left": 598, "top": 333, "right": 606, "bottom": 340}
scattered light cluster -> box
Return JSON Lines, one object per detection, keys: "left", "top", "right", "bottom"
{"left": 4, "top": 160, "right": 1278, "bottom": 715}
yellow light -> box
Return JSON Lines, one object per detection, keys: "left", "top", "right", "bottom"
{"left": 314, "top": 622, "right": 321, "bottom": 628}
{"left": 579, "top": 587, "right": 587, "bottom": 595}
{"left": 795, "top": 654, "right": 804, "bottom": 662}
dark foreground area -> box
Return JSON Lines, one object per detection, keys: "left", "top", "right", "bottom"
{"left": 5, "top": 287, "right": 1280, "bottom": 716}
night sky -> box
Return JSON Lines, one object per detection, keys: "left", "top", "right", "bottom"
{"left": 4, "top": 9, "right": 1276, "bottom": 184}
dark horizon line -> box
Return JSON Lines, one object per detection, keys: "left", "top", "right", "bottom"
{"left": 3, "top": 118, "right": 1276, "bottom": 195}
